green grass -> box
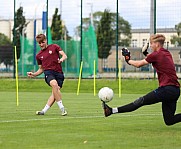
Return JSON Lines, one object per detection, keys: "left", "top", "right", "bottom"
{"left": 0, "top": 78, "right": 159, "bottom": 94}
{"left": 0, "top": 79, "right": 181, "bottom": 149}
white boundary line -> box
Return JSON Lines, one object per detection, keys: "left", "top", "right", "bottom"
{"left": 0, "top": 113, "right": 161, "bottom": 123}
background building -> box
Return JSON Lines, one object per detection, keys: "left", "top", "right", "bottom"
{"left": 0, "top": 19, "right": 52, "bottom": 41}
{"left": 131, "top": 28, "right": 178, "bottom": 48}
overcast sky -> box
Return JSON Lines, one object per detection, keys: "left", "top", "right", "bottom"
{"left": 1, "top": 0, "right": 181, "bottom": 36}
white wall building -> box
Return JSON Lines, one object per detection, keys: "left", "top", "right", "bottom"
{"left": 131, "top": 28, "right": 178, "bottom": 48}
{"left": 0, "top": 18, "right": 52, "bottom": 41}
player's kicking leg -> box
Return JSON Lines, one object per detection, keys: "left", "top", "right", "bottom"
{"left": 102, "top": 91, "right": 161, "bottom": 117}
{"left": 36, "top": 95, "right": 55, "bottom": 115}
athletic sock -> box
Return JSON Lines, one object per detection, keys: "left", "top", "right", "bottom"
{"left": 112, "top": 108, "right": 118, "bottom": 114}
{"left": 42, "top": 104, "right": 50, "bottom": 113}
{"left": 56, "top": 100, "right": 64, "bottom": 112}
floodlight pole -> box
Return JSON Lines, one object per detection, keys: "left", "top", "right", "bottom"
{"left": 87, "top": 2, "right": 93, "bottom": 26}
{"left": 150, "top": 0, "right": 156, "bottom": 79}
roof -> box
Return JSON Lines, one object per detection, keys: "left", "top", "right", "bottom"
{"left": 131, "top": 28, "right": 177, "bottom": 33}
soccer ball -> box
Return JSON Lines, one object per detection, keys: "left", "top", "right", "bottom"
{"left": 98, "top": 87, "right": 114, "bottom": 103}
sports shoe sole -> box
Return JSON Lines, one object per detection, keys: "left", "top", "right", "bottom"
{"left": 36, "top": 111, "right": 44, "bottom": 115}
{"left": 61, "top": 110, "right": 67, "bottom": 116}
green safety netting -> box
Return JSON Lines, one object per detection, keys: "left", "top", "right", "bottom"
{"left": 18, "top": 25, "right": 98, "bottom": 78}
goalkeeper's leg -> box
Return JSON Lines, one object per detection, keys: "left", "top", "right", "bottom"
{"left": 117, "top": 91, "right": 161, "bottom": 113}
{"left": 103, "top": 91, "right": 161, "bottom": 117}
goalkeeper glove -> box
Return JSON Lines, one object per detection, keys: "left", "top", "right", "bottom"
{"left": 122, "top": 48, "right": 131, "bottom": 65}
{"left": 142, "top": 39, "right": 149, "bottom": 56}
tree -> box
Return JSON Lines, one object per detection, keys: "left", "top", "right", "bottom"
{"left": 76, "top": 10, "right": 132, "bottom": 47}
{"left": 0, "top": 33, "right": 13, "bottom": 70}
{"left": 175, "top": 22, "right": 181, "bottom": 36}
{"left": 0, "top": 33, "right": 12, "bottom": 46}
{"left": 51, "top": 8, "right": 63, "bottom": 40}
{"left": 0, "top": 46, "right": 13, "bottom": 70}
{"left": 51, "top": 8, "right": 71, "bottom": 40}
{"left": 12, "top": 6, "right": 28, "bottom": 60}
{"left": 97, "top": 9, "right": 113, "bottom": 59}
{"left": 170, "top": 22, "right": 181, "bottom": 46}
{"left": 111, "top": 14, "right": 132, "bottom": 46}
{"left": 75, "top": 11, "right": 103, "bottom": 35}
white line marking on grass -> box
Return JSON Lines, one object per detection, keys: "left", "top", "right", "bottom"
{"left": 0, "top": 116, "right": 102, "bottom": 123}
{"left": 0, "top": 113, "right": 161, "bottom": 123}
{"left": 121, "top": 113, "right": 161, "bottom": 117}
{"left": 0, "top": 118, "right": 62, "bottom": 123}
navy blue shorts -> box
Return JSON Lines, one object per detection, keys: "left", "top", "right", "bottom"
{"left": 142, "top": 85, "right": 180, "bottom": 105}
{"left": 44, "top": 70, "right": 64, "bottom": 88}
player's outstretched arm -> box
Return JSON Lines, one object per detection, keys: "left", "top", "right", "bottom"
{"left": 121, "top": 47, "right": 149, "bottom": 67}
{"left": 27, "top": 65, "right": 44, "bottom": 78}
{"left": 129, "top": 59, "right": 149, "bottom": 68}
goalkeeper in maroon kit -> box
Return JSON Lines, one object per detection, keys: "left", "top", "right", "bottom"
{"left": 102, "top": 34, "right": 181, "bottom": 126}
{"left": 27, "top": 34, "right": 67, "bottom": 116}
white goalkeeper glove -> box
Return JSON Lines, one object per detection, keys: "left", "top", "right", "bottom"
{"left": 142, "top": 39, "right": 149, "bottom": 56}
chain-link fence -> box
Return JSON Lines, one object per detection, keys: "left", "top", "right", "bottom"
{"left": 0, "top": 0, "right": 181, "bottom": 78}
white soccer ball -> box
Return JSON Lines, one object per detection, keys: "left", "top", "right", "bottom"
{"left": 98, "top": 87, "right": 114, "bottom": 103}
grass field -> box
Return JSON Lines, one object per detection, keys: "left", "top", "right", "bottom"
{"left": 0, "top": 79, "right": 181, "bottom": 149}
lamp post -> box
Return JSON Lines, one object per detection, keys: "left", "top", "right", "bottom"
{"left": 87, "top": 2, "right": 93, "bottom": 26}
{"left": 150, "top": 0, "right": 156, "bottom": 78}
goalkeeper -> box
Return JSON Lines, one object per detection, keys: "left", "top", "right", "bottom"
{"left": 102, "top": 34, "right": 181, "bottom": 126}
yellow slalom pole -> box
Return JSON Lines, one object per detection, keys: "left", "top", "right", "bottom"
{"left": 77, "top": 61, "right": 83, "bottom": 95}
{"left": 118, "top": 59, "right": 122, "bottom": 97}
{"left": 93, "top": 60, "right": 96, "bottom": 96}
{"left": 14, "top": 46, "right": 19, "bottom": 106}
